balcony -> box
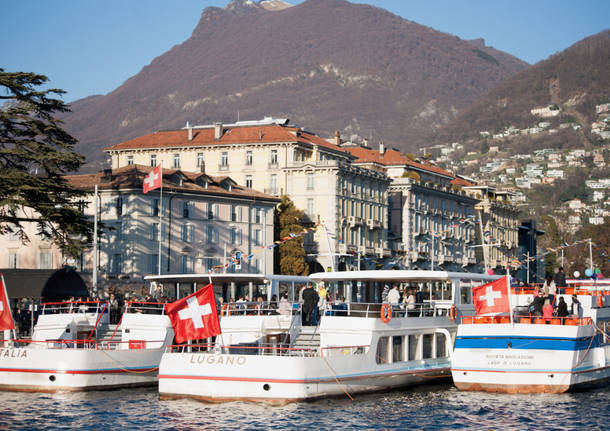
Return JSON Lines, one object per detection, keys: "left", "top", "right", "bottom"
{"left": 347, "top": 216, "right": 363, "bottom": 227}
{"left": 366, "top": 219, "right": 382, "bottom": 229}
{"left": 218, "top": 164, "right": 229, "bottom": 171}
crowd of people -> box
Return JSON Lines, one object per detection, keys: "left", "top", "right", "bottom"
{"left": 525, "top": 267, "right": 582, "bottom": 322}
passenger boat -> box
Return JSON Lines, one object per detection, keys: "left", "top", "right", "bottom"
{"left": 155, "top": 270, "right": 497, "bottom": 404}
{"left": 0, "top": 300, "right": 173, "bottom": 392}
{"left": 451, "top": 282, "right": 610, "bottom": 393}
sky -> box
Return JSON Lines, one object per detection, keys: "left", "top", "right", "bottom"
{"left": 1, "top": 0, "right": 608, "bottom": 102}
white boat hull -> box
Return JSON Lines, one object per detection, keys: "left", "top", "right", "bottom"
{"left": 451, "top": 322, "right": 610, "bottom": 393}
{"left": 0, "top": 346, "right": 164, "bottom": 392}
{"left": 159, "top": 351, "right": 450, "bottom": 404}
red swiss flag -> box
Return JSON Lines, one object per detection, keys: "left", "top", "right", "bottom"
{"left": 165, "top": 283, "right": 221, "bottom": 343}
{"left": 472, "top": 276, "right": 510, "bottom": 316}
{"left": 143, "top": 164, "right": 162, "bottom": 194}
{"left": 0, "top": 275, "right": 15, "bottom": 331}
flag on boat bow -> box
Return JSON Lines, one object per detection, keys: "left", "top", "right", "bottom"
{"left": 472, "top": 276, "right": 510, "bottom": 316}
{"left": 165, "top": 283, "right": 221, "bottom": 343}
{"left": 0, "top": 275, "right": 15, "bottom": 331}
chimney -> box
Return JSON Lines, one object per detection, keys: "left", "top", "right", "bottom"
{"left": 334, "top": 130, "right": 341, "bottom": 146}
{"left": 186, "top": 121, "right": 193, "bottom": 141}
{"left": 379, "top": 142, "right": 385, "bottom": 155}
{"left": 101, "top": 168, "right": 113, "bottom": 183}
{"left": 362, "top": 138, "right": 368, "bottom": 147}
{"left": 214, "top": 122, "right": 223, "bottom": 140}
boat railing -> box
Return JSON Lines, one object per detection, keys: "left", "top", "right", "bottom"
{"left": 284, "top": 306, "right": 303, "bottom": 347}
{"left": 219, "top": 301, "right": 299, "bottom": 317}
{"left": 124, "top": 301, "right": 167, "bottom": 315}
{"left": 511, "top": 287, "right": 610, "bottom": 296}
{"left": 41, "top": 301, "right": 108, "bottom": 315}
{"left": 167, "top": 343, "right": 315, "bottom": 357}
{"left": 330, "top": 302, "right": 448, "bottom": 319}
{"left": 461, "top": 315, "right": 594, "bottom": 326}
{"left": 6, "top": 338, "right": 166, "bottom": 350}
{"left": 320, "top": 345, "right": 369, "bottom": 357}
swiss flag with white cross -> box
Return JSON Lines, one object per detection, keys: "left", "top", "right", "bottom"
{"left": 143, "top": 164, "right": 162, "bottom": 194}
{"left": 165, "top": 283, "right": 221, "bottom": 343}
{"left": 472, "top": 276, "right": 510, "bottom": 316}
{"left": 0, "top": 275, "right": 15, "bottom": 331}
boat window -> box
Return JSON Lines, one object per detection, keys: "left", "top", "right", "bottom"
{"left": 430, "top": 281, "right": 453, "bottom": 302}
{"left": 460, "top": 280, "right": 474, "bottom": 304}
{"left": 422, "top": 334, "right": 433, "bottom": 359}
{"left": 376, "top": 336, "right": 389, "bottom": 364}
{"left": 178, "top": 283, "right": 195, "bottom": 299}
{"left": 408, "top": 334, "right": 419, "bottom": 361}
{"left": 278, "top": 282, "right": 292, "bottom": 300}
{"left": 392, "top": 336, "right": 404, "bottom": 363}
{"left": 435, "top": 333, "right": 446, "bottom": 358}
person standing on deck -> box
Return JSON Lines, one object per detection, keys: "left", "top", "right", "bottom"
{"left": 301, "top": 283, "right": 318, "bottom": 326}
{"left": 387, "top": 285, "right": 400, "bottom": 305}
{"left": 554, "top": 267, "right": 567, "bottom": 294}
{"left": 543, "top": 275, "right": 557, "bottom": 305}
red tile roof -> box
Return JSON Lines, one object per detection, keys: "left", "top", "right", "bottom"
{"left": 64, "top": 165, "right": 279, "bottom": 202}
{"left": 344, "top": 146, "right": 456, "bottom": 178}
{"left": 105, "top": 124, "right": 351, "bottom": 157}
{"left": 450, "top": 177, "right": 474, "bottom": 187}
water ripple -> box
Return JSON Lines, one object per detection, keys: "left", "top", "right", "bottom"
{"left": 0, "top": 384, "right": 608, "bottom": 430}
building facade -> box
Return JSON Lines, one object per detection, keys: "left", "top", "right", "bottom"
{"left": 105, "top": 118, "right": 391, "bottom": 272}
{"left": 342, "top": 142, "right": 481, "bottom": 271}
{"left": 464, "top": 186, "right": 521, "bottom": 273}
{"left": 0, "top": 166, "right": 279, "bottom": 287}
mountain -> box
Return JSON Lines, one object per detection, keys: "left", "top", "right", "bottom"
{"left": 62, "top": 0, "right": 527, "bottom": 169}
{"left": 430, "top": 30, "right": 610, "bottom": 151}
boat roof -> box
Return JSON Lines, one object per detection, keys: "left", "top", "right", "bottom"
{"left": 144, "top": 273, "right": 311, "bottom": 284}
{"left": 309, "top": 270, "right": 501, "bottom": 283}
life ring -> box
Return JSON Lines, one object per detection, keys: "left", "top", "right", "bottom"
{"left": 597, "top": 295, "right": 603, "bottom": 308}
{"left": 380, "top": 304, "right": 392, "bottom": 323}
{"left": 221, "top": 304, "right": 231, "bottom": 316}
{"left": 449, "top": 305, "right": 457, "bottom": 321}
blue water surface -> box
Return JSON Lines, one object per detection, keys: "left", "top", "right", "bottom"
{"left": 0, "top": 384, "right": 606, "bottom": 430}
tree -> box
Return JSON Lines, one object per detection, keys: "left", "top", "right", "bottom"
{"left": 580, "top": 219, "right": 610, "bottom": 277}
{"left": 539, "top": 215, "right": 561, "bottom": 275}
{"left": 0, "top": 69, "right": 92, "bottom": 258}
{"left": 274, "top": 195, "right": 309, "bottom": 276}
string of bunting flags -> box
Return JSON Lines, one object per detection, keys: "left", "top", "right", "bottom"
{"left": 515, "top": 238, "right": 602, "bottom": 266}
{"left": 206, "top": 219, "right": 602, "bottom": 275}
{"left": 210, "top": 225, "right": 319, "bottom": 273}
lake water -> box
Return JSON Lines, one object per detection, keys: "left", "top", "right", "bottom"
{"left": 0, "top": 384, "right": 607, "bottom": 430}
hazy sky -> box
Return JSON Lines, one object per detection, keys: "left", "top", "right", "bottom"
{"left": 2, "top": 0, "right": 607, "bottom": 102}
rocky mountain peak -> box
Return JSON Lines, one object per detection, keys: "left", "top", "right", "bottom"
{"left": 225, "top": 0, "right": 293, "bottom": 13}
